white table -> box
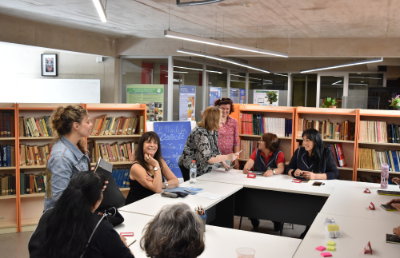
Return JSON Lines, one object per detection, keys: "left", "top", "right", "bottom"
{"left": 321, "top": 181, "right": 400, "bottom": 222}
{"left": 116, "top": 211, "right": 302, "bottom": 258}
{"left": 293, "top": 212, "right": 400, "bottom": 258}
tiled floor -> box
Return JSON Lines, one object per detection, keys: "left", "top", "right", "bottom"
{"left": 0, "top": 217, "right": 304, "bottom": 258}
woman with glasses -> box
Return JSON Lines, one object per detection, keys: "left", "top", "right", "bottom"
{"left": 242, "top": 132, "right": 285, "bottom": 230}
{"left": 179, "top": 106, "right": 240, "bottom": 181}
{"left": 213, "top": 98, "right": 240, "bottom": 170}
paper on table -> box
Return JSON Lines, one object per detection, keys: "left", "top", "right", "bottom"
{"left": 196, "top": 192, "right": 223, "bottom": 200}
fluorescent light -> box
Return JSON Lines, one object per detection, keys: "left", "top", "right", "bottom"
{"left": 166, "top": 30, "right": 288, "bottom": 58}
{"left": 92, "top": 0, "right": 107, "bottom": 22}
{"left": 176, "top": 0, "right": 224, "bottom": 6}
{"left": 231, "top": 74, "right": 263, "bottom": 81}
{"left": 349, "top": 76, "right": 382, "bottom": 80}
{"left": 332, "top": 80, "right": 342, "bottom": 85}
{"left": 173, "top": 71, "right": 188, "bottom": 74}
{"left": 177, "top": 48, "right": 270, "bottom": 73}
{"left": 173, "top": 66, "right": 222, "bottom": 74}
{"left": 300, "top": 58, "right": 383, "bottom": 73}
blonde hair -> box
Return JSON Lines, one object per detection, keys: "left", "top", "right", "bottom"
{"left": 197, "top": 106, "right": 221, "bottom": 131}
{"left": 50, "top": 105, "right": 88, "bottom": 153}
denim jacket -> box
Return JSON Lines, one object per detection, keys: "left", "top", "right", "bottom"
{"left": 44, "top": 136, "right": 90, "bottom": 210}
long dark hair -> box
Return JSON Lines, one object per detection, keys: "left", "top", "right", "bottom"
{"left": 302, "top": 128, "right": 325, "bottom": 173}
{"left": 43, "top": 172, "right": 105, "bottom": 258}
{"left": 136, "top": 131, "right": 163, "bottom": 172}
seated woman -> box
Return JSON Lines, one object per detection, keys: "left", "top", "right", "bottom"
{"left": 29, "top": 172, "right": 134, "bottom": 258}
{"left": 140, "top": 203, "right": 205, "bottom": 258}
{"left": 126, "top": 131, "right": 179, "bottom": 205}
{"left": 179, "top": 106, "right": 239, "bottom": 181}
{"left": 242, "top": 132, "right": 284, "bottom": 230}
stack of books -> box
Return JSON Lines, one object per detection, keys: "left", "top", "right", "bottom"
{"left": 327, "top": 144, "right": 347, "bottom": 168}
{"left": 358, "top": 148, "right": 400, "bottom": 172}
{"left": 88, "top": 141, "right": 138, "bottom": 163}
{"left": 359, "top": 121, "right": 400, "bottom": 143}
{"left": 20, "top": 144, "right": 53, "bottom": 166}
{"left": 239, "top": 140, "right": 259, "bottom": 159}
{"left": 242, "top": 114, "right": 292, "bottom": 137}
{"left": 297, "top": 119, "right": 355, "bottom": 140}
{"left": 0, "top": 174, "right": 16, "bottom": 196}
{"left": 0, "top": 112, "right": 15, "bottom": 137}
{"left": 20, "top": 173, "right": 46, "bottom": 195}
{"left": 90, "top": 115, "right": 143, "bottom": 136}
{"left": 111, "top": 168, "right": 131, "bottom": 188}
{"left": 19, "top": 116, "right": 54, "bottom": 137}
{"left": 0, "top": 145, "right": 15, "bottom": 167}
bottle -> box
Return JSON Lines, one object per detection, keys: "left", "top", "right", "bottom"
{"left": 381, "top": 163, "right": 389, "bottom": 189}
{"left": 190, "top": 160, "right": 197, "bottom": 184}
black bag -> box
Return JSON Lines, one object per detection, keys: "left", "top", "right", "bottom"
{"left": 96, "top": 207, "right": 124, "bottom": 227}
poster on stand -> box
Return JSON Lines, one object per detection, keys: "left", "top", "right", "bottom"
{"left": 253, "top": 89, "right": 279, "bottom": 106}
{"left": 126, "top": 84, "right": 164, "bottom": 121}
{"left": 209, "top": 87, "right": 221, "bottom": 106}
{"left": 240, "top": 89, "right": 246, "bottom": 104}
{"left": 179, "top": 85, "right": 196, "bottom": 121}
{"left": 230, "top": 88, "right": 240, "bottom": 103}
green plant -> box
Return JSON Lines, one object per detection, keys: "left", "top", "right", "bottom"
{"left": 389, "top": 95, "right": 400, "bottom": 109}
{"left": 265, "top": 91, "right": 278, "bottom": 104}
{"left": 321, "top": 97, "right": 337, "bottom": 108}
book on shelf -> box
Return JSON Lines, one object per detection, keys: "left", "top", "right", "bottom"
{"left": 241, "top": 114, "right": 292, "bottom": 137}
{"left": 19, "top": 144, "right": 52, "bottom": 167}
{"left": 327, "top": 144, "right": 347, "bottom": 167}
{"left": 88, "top": 141, "right": 138, "bottom": 163}
{"left": 19, "top": 116, "right": 55, "bottom": 137}
{"left": 297, "top": 118, "right": 354, "bottom": 141}
{"left": 19, "top": 173, "right": 46, "bottom": 195}
{"left": 111, "top": 168, "right": 131, "bottom": 188}
{"left": 358, "top": 147, "right": 400, "bottom": 172}
{"left": 359, "top": 121, "right": 400, "bottom": 143}
{"left": 0, "top": 174, "right": 16, "bottom": 196}
{"left": 90, "top": 115, "right": 140, "bottom": 136}
{"left": 0, "top": 145, "right": 15, "bottom": 167}
{"left": 0, "top": 112, "right": 15, "bottom": 138}
{"left": 239, "top": 140, "right": 259, "bottom": 160}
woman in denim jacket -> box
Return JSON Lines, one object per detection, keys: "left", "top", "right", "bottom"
{"left": 44, "top": 105, "right": 93, "bottom": 211}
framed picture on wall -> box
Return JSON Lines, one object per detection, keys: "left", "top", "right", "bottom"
{"left": 41, "top": 54, "right": 57, "bottom": 76}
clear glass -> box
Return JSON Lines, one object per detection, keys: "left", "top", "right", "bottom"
{"left": 236, "top": 247, "right": 255, "bottom": 258}
{"left": 230, "top": 72, "right": 246, "bottom": 104}
{"left": 291, "top": 74, "right": 317, "bottom": 107}
{"left": 320, "top": 76, "right": 344, "bottom": 108}
{"left": 349, "top": 73, "right": 388, "bottom": 109}
{"left": 248, "top": 73, "right": 288, "bottom": 106}
{"left": 208, "top": 65, "right": 228, "bottom": 104}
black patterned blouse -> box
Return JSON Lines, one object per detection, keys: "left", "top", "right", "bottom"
{"left": 178, "top": 126, "right": 221, "bottom": 176}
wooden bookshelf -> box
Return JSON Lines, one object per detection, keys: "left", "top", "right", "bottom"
{"left": 0, "top": 166, "right": 16, "bottom": 171}
{"left": 296, "top": 138, "right": 354, "bottom": 143}
{"left": 90, "top": 161, "right": 133, "bottom": 166}
{"left": 357, "top": 168, "right": 400, "bottom": 175}
{"left": 87, "top": 135, "right": 142, "bottom": 139}
{"left": 0, "top": 195, "right": 17, "bottom": 200}
{"left": 0, "top": 137, "right": 15, "bottom": 141}
{"left": 19, "top": 137, "right": 57, "bottom": 140}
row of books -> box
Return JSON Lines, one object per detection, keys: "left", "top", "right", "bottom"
{"left": 19, "top": 116, "right": 55, "bottom": 137}
{"left": 358, "top": 148, "right": 400, "bottom": 172}
{"left": 20, "top": 173, "right": 46, "bottom": 195}
{"left": 297, "top": 119, "right": 355, "bottom": 141}
{"left": 20, "top": 144, "right": 52, "bottom": 167}
{"left": 88, "top": 141, "right": 138, "bottom": 163}
{"left": 239, "top": 140, "right": 259, "bottom": 160}
{"left": 241, "top": 114, "right": 292, "bottom": 137}
{"left": 90, "top": 115, "right": 144, "bottom": 136}
{"left": 0, "top": 112, "right": 15, "bottom": 137}
{"left": 0, "top": 174, "right": 15, "bottom": 196}
{"left": 327, "top": 144, "right": 347, "bottom": 168}
{"left": 111, "top": 168, "right": 130, "bottom": 188}
{"left": 0, "top": 145, "right": 15, "bottom": 167}
{"left": 359, "top": 121, "right": 400, "bottom": 143}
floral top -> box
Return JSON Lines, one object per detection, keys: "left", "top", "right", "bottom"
{"left": 179, "top": 126, "right": 220, "bottom": 176}
{"left": 218, "top": 116, "right": 239, "bottom": 155}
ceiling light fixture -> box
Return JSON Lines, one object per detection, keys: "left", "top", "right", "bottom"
{"left": 173, "top": 66, "right": 222, "bottom": 74}
{"left": 300, "top": 58, "right": 383, "bottom": 73}
{"left": 166, "top": 30, "right": 288, "bottom": 58}
{"left": 332, "top": 80, "right": 342, "bottom": 85}
{"left": 177, "top": 48, "right": 270, "bottom": 73}
{"left": 349, "top": 76, "right": 382, "bottom": 80}
{"left": 92, "top": 0, "right": 107, "bottom": 22}
{"left": 274, "top": 73, "right": 288, "bottom": 77}
{"left": 176, "top": 0, "right": 224, "bottom": 6}
{"left": 231, "top": 74, "right": 263, "bottom": 81}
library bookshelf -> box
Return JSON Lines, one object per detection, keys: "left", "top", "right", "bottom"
{"left": 294, "top": 107, "right": 358, "bottom": 181}
{"left": 356, "top": 109, "right": 400, "bottom": 182}
{"left": 0, "top": 103, "right": 146, "bottom": 234}
{"left": 237, "top": 105, "right": 296, "bottom": 167}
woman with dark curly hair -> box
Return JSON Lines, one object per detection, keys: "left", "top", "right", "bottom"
{"left": 140, "top": 203, "right": 205, "bottom": 258}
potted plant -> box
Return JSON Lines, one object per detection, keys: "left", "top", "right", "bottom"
{"left": 321, "top": 97, "right": 337, "bottom": 108}
{"left": 265, "top": 91, "right": 278, "bottom": 105}
{"left": 389, "top": 95, "right": 400, "bottom": 110}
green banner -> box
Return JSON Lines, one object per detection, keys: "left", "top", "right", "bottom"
{"left": 127, "top": 84, "right": 164, "bottom": 122}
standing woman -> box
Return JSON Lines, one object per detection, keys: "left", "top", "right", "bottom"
{"left": 179, "top": 106, "right": 239, "bottom": 181}
{"left": 214, "top": 98, "right": 240, "bottom": 169}
{"left": 44, "top": 105, "right": 93, "bottom": 211}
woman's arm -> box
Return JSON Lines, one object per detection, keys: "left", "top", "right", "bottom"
{"left": 47, "top": 155, "right": 74, "bottom": 201}
{"left": 243, "top": 159, "right": 255, "bottom": 174}
{"left": 159, "top": 159, "right": 180, "bottom": 189}
{"left": 129, "top": 163, "right": 163, "bottom": 193}
{"left": 287, "top": 148, "right": 299, "bottom": 177}
{"left": 324, "top": 149, "right": 339, "bottom": 179}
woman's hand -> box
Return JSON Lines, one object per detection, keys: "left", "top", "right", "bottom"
{"left": 227, "top": 152, "right": 239, "bottom": 161}
{"left": 302, "top": 171, "right": 317, "bottom": 180}
{"left": 102, "top": 181, "right": 109, "bottom": 192}
{"left": 243, "top": 166, "right": 251, "bottom": 174}
{"left": 120, "top": 235, "right": 128, "bottom": 247}
{"left": 222, "top": 161, "right": 230, "bottom": 171}
{"left": 293, "top": 169, "right": 302, "bottom": 177}
{"left": 145, "top": 154, "right": 160, "bottom": 168}
{"left": 263, "top": 170, "right": 274, "bottom": 177}
{"left": 386, "top": 199, "right": 400, "bottom": 205}
{"left": 392, "top": 177, "right": 400, "bottom": 184}
{"left": 394, "top": 226, "right": 400, "bottom": 237}
{"left": 392, "top": 203, "right": 400, "bottom": 212}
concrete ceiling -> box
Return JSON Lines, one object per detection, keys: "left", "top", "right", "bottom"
{"left": 1, "top": 0, "right": 400, "bottom": 39}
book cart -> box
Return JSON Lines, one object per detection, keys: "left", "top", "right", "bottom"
{"left": 356, "top": 109, "right": 400, "bottom": 182}
{"left": 0, "top": 103, "right": 17, "bottom": 234}
{"left": 0, "top": 103, "right": 146, "bottom": 233}
{"left": 236, "top": 104, "right": 295, "bottom": 168}
{"left": 294, "top": 107, "right": 358, "bottom": 181}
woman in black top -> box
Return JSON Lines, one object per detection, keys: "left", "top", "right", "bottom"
{"left": 125, "top": 132, "right": 179, "bottom": 205}
{"left": 29, "top": 171, "right": 134, "bottom": 258}
{"left": 288, "top": 128, "right": 338, "bottom": 180}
